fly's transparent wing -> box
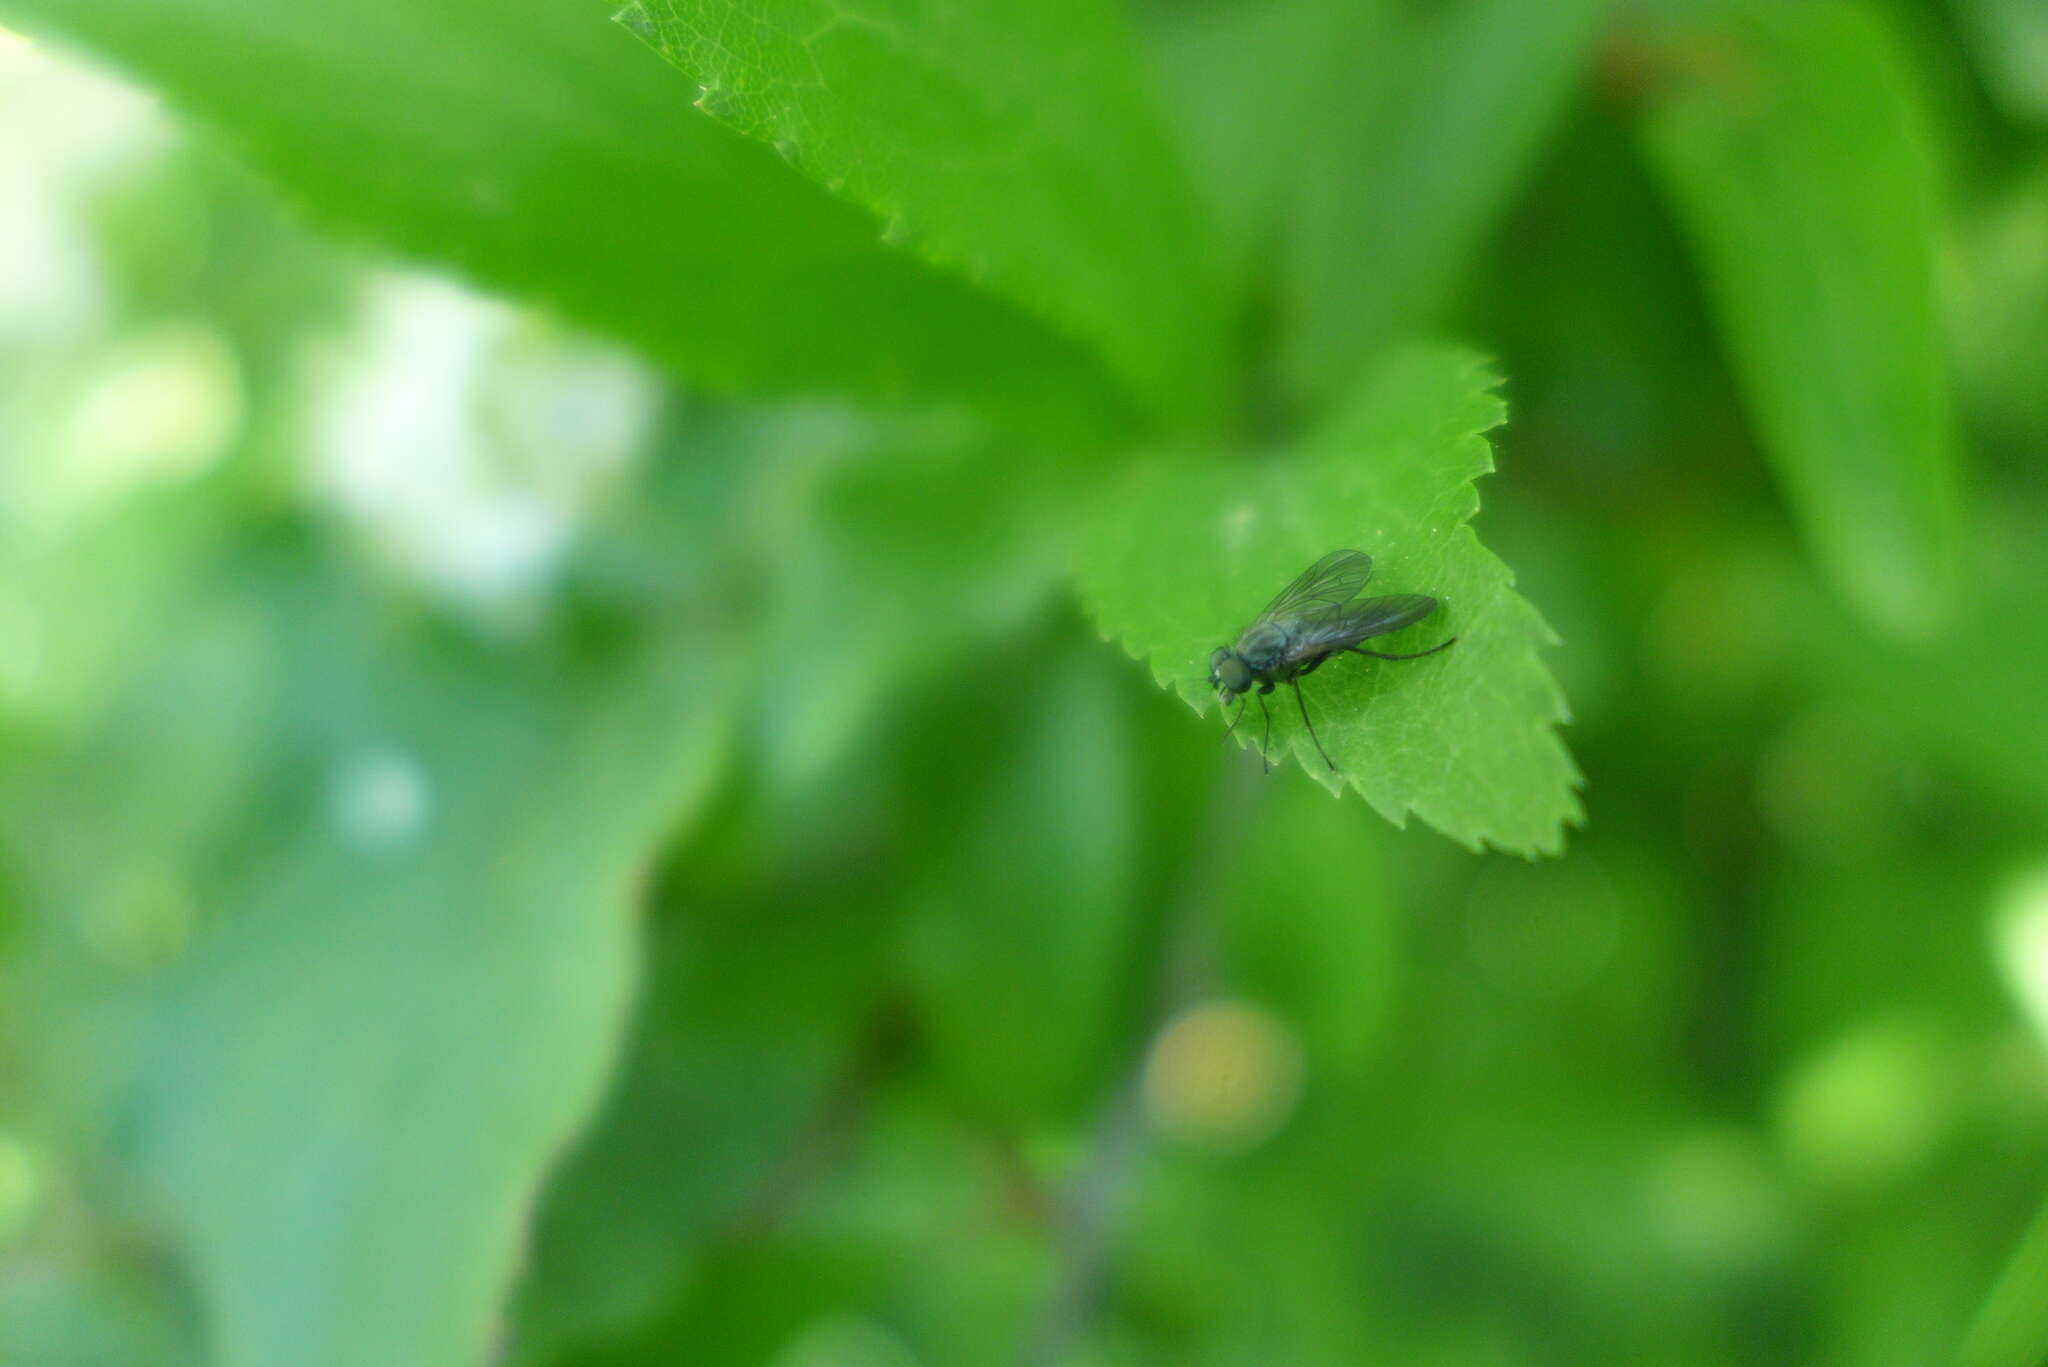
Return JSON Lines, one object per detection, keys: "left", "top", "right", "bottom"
{"left": 1251, "top": 550, "right": 1373, "bottom": 628}
{"left": 1292, "top": 594, "right": 1440, "bottom": 653}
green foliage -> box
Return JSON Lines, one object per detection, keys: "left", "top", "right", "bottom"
{"left": 1214, "top": 776, "right": 1398, "bottom": 1079}
{"left": 1961, "top": 1150, "right": 2048, "bottom": 1367}
{"left": 1140, "top": 0, "right": 1384, "bottom": 284}
{"left": 1955, "top": 0, "right": 2048, "bottom": 125}
{"left": 903, "top": 644, "right": 1138, "bottom": 1121}
{"left": 27, "top": 549, "right": 730, "bottom": 1367}
{"left": 748, "top": 427, "right": 1077, "bottom": 799}
{"left": 2, "top": 0, "right": 1131, "bottom": 431}
{"left": 1143, "top": 0, "right": 1606, "bottom": 404}
{"left": 510, "top": 854, "right": 900, "bottom": 1361}
{"left": 618, "top": 0, "right": 1229, "bottom": 427}
{"left": 1640, "top": 0, "right": 1964, "bottom": 635}
{"left": 1284, "top": 0, "right": 1610, "bottom": 402}
{"left": 1, "top": 0, "right": 2043, "bottom": 1364}
{"left": 1078, "top": 346, "right": 1579, "bottom": 856}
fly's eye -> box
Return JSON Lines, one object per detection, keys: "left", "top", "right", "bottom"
{"left": 1208, "top": 647, "right": 1230, "bottom": 683}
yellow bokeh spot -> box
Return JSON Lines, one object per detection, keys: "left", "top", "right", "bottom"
{"left": 1142, "top": 1000, "right": 1304, "bottom": 1153}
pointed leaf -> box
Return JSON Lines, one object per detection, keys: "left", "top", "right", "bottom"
{"left": 1639, "top": 0, "right": 1964, "bottom": 634}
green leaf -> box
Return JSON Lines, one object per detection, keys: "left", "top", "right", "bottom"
{"left": 1638, "top": 0, "right": 1964, "bottom": 635}
{"left": 0, "top": 0, "right": 1131, "bottom": 432}
{"left": 105, "top": 555, "right": 729, "bottom": 1367}
{"left": 1283, "top": 0, "right": 1609, "bottom": 403}
{"left": 1951, "top": 169, "right": 2048, "bottom": 454}
{"left": 618, "top": 0, "right": 1229, "bottom": 428}
{"left": 0, "top": 1258, "right": 193, "bottom": 1367}
{"left": 1958, "top": 1194, "right": 2048, "bottom": 1367}
{"left": 752, "top": 427, "right": 1074, "bottom": 799}
{"left": 1137, "top": 0, "right": 1389, "bottom": 286}
{"left": 603, "top": 1239, "right": 891, "bottom": 1366}
{"left": 1954, "top": 0, "right": 2048, "bottom": 126}
{"left": 1216, "top": 779, "right": 1398, "bottom": 1080}
{"left": 1139, "top": 0, "right": 1604, "bottom": 405}
{"left": 902, "top": 643, "right": 1139, "bottom": 1119}
{"left": 511, "top": 882, "right": 899, "bottom": 1361}
{"left": 1076, "top": 345, "right": 1579, "bottom": 857}
{"left": 1792, "top": 502, "right": 2048, "bottom": 823}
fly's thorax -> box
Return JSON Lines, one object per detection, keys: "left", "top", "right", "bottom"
{"left": 1234, "top": 622, "right": 1291, "bottom": 673}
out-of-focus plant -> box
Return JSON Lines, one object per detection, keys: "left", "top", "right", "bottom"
{"left": 0, "top": 0, "right": 2041, "bottom": 1364}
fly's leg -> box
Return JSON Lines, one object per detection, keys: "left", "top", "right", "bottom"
{"left": 1349, "top": 636, "right": 1456, "bottom": 661}
{"left": 1292, "top": 678, "right": 1336, "bottom": 771}
{"left": 1221, "top": 695, "right": 1247, "bottom": 742}
{"left": 1255, "top": 689, "right": 1273, "bottom": 773}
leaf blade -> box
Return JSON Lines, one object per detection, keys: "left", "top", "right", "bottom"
{"left": 1639, "top": 0, "right": 1965, "bottom": 634}
{"left": 902, "top": 644, "right": 1139, "bottom": 1120}
{"left": 0, "top": 0, "right": 1133, "bottom": 431}
{"left": 620, "top": 0, "right": 1230, "bottom": 427}
{"left": 108, "top": 564, "right": 729, "bottom": 1367}
{"left": 1284, "top": 0, "right": 1609, "bottom": 402}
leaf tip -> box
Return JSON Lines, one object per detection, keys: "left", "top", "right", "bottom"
{"left": 612, "top": 3, "right": 657, "bottom": 45}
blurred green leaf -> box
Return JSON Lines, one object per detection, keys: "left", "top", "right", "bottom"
{"left": 631, "top": 1087, "right": 1052, "bottom": 1361}
{"left": 1639, "top": 0, "right": 1964, "bottom": 634}
{"left": 1076, "top": 345, "right": 1580, "bottom": 856}
{"left": 14, "top": 6, "right": 2048, "bottom": 1362}
{"left": 1952, "top": 168, "right": 2048, "bottom": 456}
{"left": 99, "top": 552, "right": 729, "bottom": 1367}
{"left": 1141, "top": 0, "right": 1604, "bottom": 410}
{"left": 0, "top": 1252, "right": 195, "bottom": 1367}
{"left": 0, "top": 483, "right": 237, "bottom": 744}
{"left": 1138, "top": 0, "right": 1386, "bottom": 287}
{"left": 1953, "top": 0, "right": 2048, "bottom": 126}
{"left": 618, "top": 0, "right": 1229, "bottom": 428}
{"left": 1960, "top": 1140, "right": 2048, "bottom": 1367}
{"left": 0, "top": 0, "right": 1132, "bottom": 432}
{"left": 888, "top": 1226, "right": 1051, "bottom": 1367}
{"left": 511, "top": 853, "right": 904, "bottom": 1362}
{"left": 0, "top": 544, "right": 275, "bottom": 1154}
{"left": 611, "top": 1239, "right": 893, "bottom": 1366}
{"left": 1284, "top": 0, "right": 1608, "bottom": 404}
{"left": 1216, "top": 779, "right": 1397, "bottom": 1079}
{"left": 753, "top": 428, "right": 1074, "bottom": 800}
{"left": 902, "top": 644, "right": 1139, "bottom": 1121}
{"left": 1791, "top": 502, "right": 2048, "bottom": 820}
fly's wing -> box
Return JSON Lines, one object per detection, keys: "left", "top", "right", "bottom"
{"left": 1250, "top": 550, "right": 1373, "bottom": 629}
{"left": 1291, "top": 594, "right": 1440, "bottom": 654}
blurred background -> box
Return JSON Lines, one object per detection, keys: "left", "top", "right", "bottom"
{"left": 2, "top": 1, "right": 2047, "bottom": 1364}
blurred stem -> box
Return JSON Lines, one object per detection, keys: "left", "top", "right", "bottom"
{"left": 722, "top": 997, "right": 911, "bottom": 1238}
{"left": 1958, "top": 1191, "right": 2048, "bottom": 1367}
{"left": 1018, "top": 755, "right": 1264, "bottom": 1366}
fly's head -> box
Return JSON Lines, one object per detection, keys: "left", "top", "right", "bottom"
{"left": 1209, "top": 647, "right": 1255, "bottom": 700}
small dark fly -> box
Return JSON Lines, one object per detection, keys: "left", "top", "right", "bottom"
{"left": 1208, "top": 550, "right": 1454, "bottom": 772}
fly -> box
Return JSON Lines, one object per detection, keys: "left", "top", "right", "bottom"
{"left": 1208, "top": 549, "right": 1454, "bottom": 772}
